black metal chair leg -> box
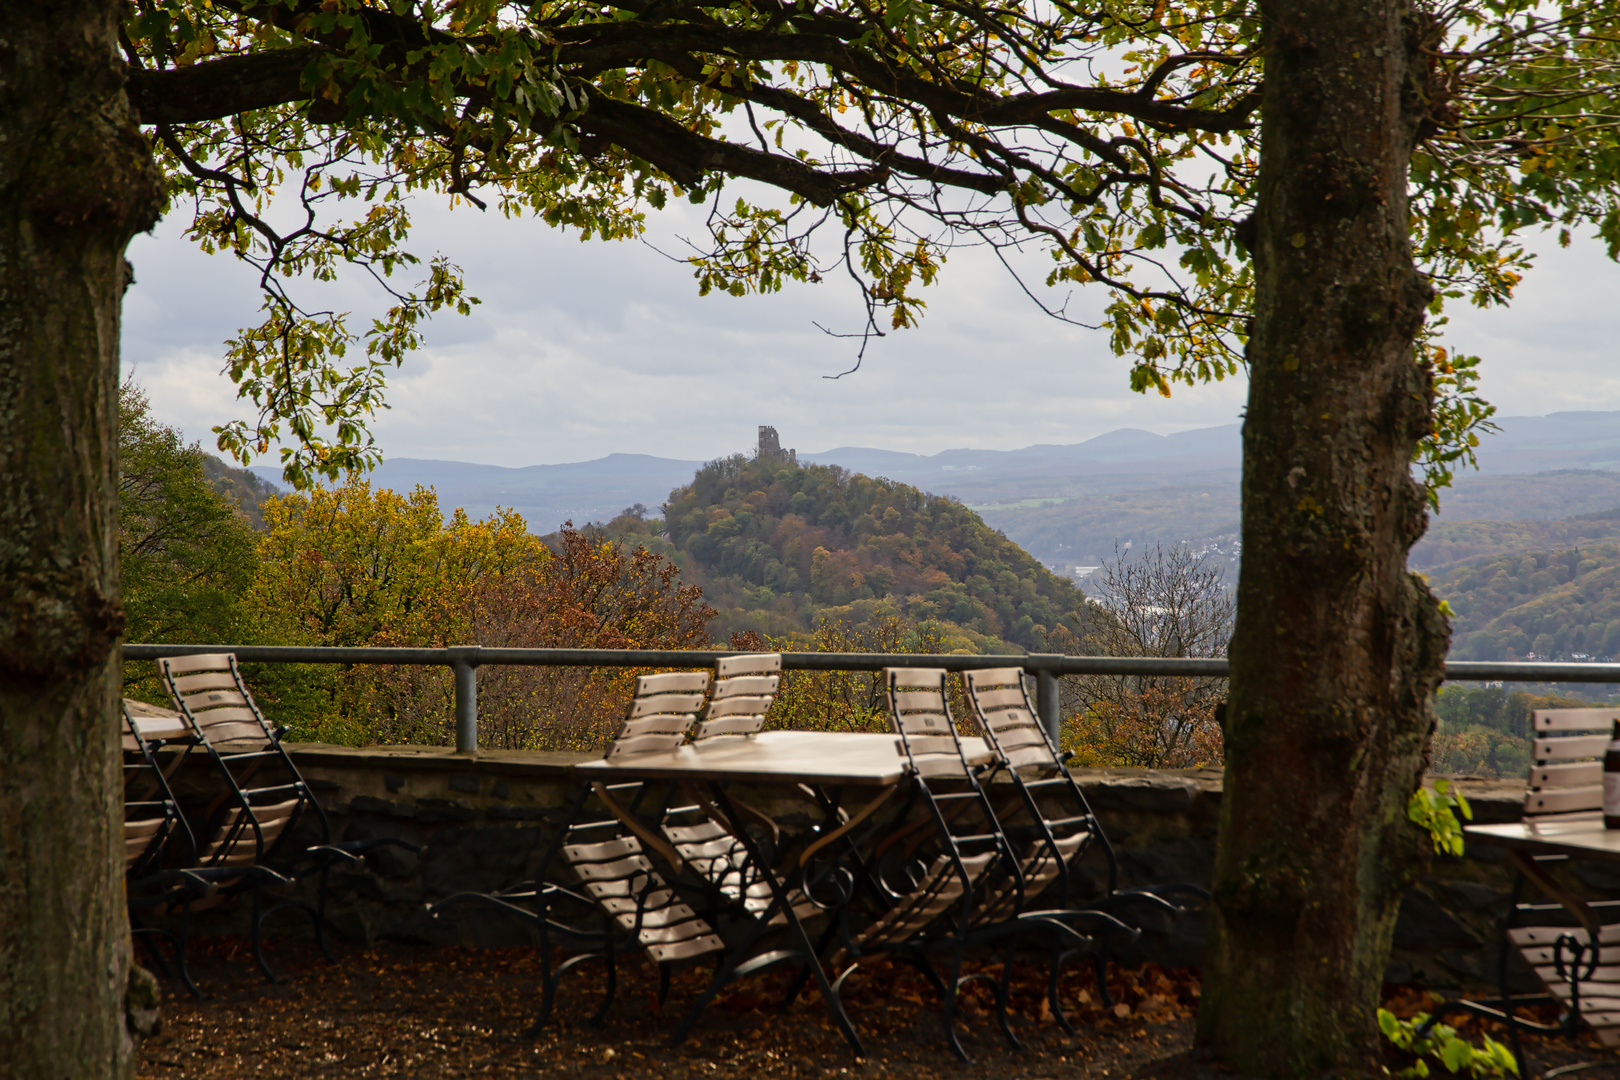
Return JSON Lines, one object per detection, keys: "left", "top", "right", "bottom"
{"left": 941, "top": 944, "right": 971, "bottom": 1063}
{"left": 1092, "top": 953, "right": 1112, "bottom": 1007}
{"left": 586, "top": 952, "right": 615, "bottom": 1029}
{"left": 250, "top": 881, "right": 279, "bottom": 982}
{"left": 173, "top": 897, "right": 203, "bottom": 999}
{"left": 658, "top": 961, "right": 673, "bottom": 1008}
{"left": 994, "top": 942, "right": 1021, "bottom": 1050}
{"left": 1049, "top": 947, "right": 1079, "bottom": 1036}
{"left": 312, "top": 864, "right": 337, "bottom": 963}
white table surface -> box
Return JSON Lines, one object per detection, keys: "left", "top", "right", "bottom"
{"left": 1466, "top": 816, "right": 1620, "bottom": 863}
{"left": 575, "top": 729, "right": 993, "bottom": 786}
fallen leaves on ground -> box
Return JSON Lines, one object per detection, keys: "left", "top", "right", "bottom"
{"left": 134, "top": 938, "right": 1619, "bottom": 1078}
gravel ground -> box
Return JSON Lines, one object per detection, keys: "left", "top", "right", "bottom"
{"left": 134, "top": 938, "right": 1619, "bottom": 1078}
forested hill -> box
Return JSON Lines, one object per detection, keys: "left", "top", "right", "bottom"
{"left": 1432, "top": 542, "right": 1620, "bottom": 661}
{"left": 641, "top": 455, "right": 1093, "bottom": 652}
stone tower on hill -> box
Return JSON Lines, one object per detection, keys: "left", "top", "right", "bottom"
{"left": 757, "top": 426, "right": 797, "bottom": 467}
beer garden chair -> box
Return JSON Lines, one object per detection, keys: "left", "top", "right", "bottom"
{"left": 960, "top": 668, "right": 1208, "bottom": 1034}
{"left": 153, "top": 653, "right": 417, "bottom": 982}
{"left": 123, "top": 699, "right": 291, "bottom": 996}
{"left": 1422, "top": 707, "right": 1620, "bottom": 1077}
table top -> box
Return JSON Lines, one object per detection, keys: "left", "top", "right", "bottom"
{"left": 1466, "top": 816, "right": 1620, "bottom": 863}
{"left": 575, "top": 730, "right": 993, "bottom": 786}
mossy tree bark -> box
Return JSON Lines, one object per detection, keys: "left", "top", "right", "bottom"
{"left": 1196, "top": 0, "right": 1451, "bottom": 1075}
{"left": 0, "top": 1, "right": 165, "bottom": 1076}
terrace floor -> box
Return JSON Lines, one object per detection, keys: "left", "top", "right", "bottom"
{"left": 134, "top": 939, "right": 1618, "bottom": 1079}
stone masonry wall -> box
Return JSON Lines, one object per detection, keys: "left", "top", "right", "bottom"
{"left": 167, "top": 744, "right": 1609, "bottom": 991}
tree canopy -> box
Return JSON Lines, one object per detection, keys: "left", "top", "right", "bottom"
{"left": 123, "top": 0, "right": 1620, "bottom": 491}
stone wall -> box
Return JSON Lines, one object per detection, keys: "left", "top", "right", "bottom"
{"left": 169, "top": 743, "right": 1604, "bottom": 990}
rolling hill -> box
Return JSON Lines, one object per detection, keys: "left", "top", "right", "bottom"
{"left": 1431, "top": 542, "right": 1620, "bottom": 662}
{"left": 603, "top": 454, "right": 1096, "bottom": 652}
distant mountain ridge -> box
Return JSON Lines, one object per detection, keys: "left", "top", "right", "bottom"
{"left": 249, "top": 410, "right": 1620, "bottom": 569}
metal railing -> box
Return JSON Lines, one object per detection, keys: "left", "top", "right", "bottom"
{"left": 122, "top": 643, "right": 1620, "bottom": 755}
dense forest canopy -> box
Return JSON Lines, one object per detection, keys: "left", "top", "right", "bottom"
{"left": 1433, "top": 542, "right": 1620, "bottom": 661}
{"left": 655, "top": 454, "right": 1095, "bottom": 651}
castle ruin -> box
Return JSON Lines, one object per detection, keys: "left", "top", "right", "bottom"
{"left": 757, "top": 425, "right": 797, "bottom": 467}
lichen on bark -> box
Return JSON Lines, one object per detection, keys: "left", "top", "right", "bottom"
{"left": 0, "top": 1, "right": 165, "bottom": 1076}
{"left": 1195, "top": 1, "right": 1453, "bottom": 1075}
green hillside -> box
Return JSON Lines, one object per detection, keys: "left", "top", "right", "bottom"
{"left": 1431, "top": 543, "right": 1620, "bottom": 661}
{"left": 1413, "top": 513, "right": 1620, "bottom": 571}
{"left": 642, "top": 455, "right": 1094, "bottom": 652}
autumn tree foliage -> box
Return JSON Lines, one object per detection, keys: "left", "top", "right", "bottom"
{"left": 251, "top": 479, "right": 713, "bottom": 747}
{"left": 118, "top": 378, "right": 260, "bottom": 651}
{"left": 729, "top": 618, "right": 977, "bottom": 735}
{"left": 1052, "top": 544, "right": 1232, "bottom": 769}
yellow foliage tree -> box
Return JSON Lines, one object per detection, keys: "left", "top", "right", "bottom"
{"left": 251, "top": 479, "right": 713, "bottom": 747}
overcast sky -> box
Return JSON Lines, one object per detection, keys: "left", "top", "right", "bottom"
{"left": 121, "top": 190, "right": 1620, "bottom": 470}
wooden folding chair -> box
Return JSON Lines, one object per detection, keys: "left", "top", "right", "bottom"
{"left": 805, "top": 668, "right": 1014, "bottom": 1059}
{"left": 961, "top": 667, "right": 1200, "bottom": 1038}
{"left": 157, "top": 653, "right": 416, "bottom": 981}
{"left": 1422, "top": 707, "right": 1620, "bottom": 1076}
{"left": 123, "top": 700, "right": 293, "bottom": 997}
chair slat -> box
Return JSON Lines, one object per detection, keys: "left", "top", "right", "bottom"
{"left": 646, "top": 935, "right": 727, "bottom": 962}
{"left": 703, "top": 696, "right": 771, "bottom": 719}
{"left": 894, "top": 712, "right": 950, "bottom": 734}
{"left": 1535, "top": 709, "right": 1620, "bottom": 732}
{"left": 994, "top": 726, "right": 1049, "bottom": 751}
{"left": 693, "top": 717, "right": 764, "bottom": 738}
{"left": 182, "top": 689, "right": 251, "bottom": 711}
{"left": 1005, "top": 745, "right": 1058, "bottom": 770}
{"left": 629, "top": 693, "right": 706, "bottom": 719}
{"left": 169, "top": 671, "right": 241, "bottom": 694}
{"left": 188, "top": 705, "right": 259, "bottom": 726}
{"left": 198, "top": 720, "right": 269, "bottom": 744}
{"left": 889, "top": 669, "right": 946, "bottom": 690}
{"left": 614, "top": 715, "right": 692, "bottom": 739}
{"left": 635, "top": 672, "right": 711, "bottom": 695}
{"left": 965, "top": 668, "right": 1024, "bottom": 690}
{"left": 564, "top": 837, "right": 642, "bottom": 862}
{"left": 569, "top": 853, "right": 656, "bottom": 882}
{"left": 606, "top": 734, "right": 686, "bottom": 759}
{"left": 716, "top": 653, "right": 782, "bottom": 677}
{"left": 971, "top": 687, "right": 1028, "bottom": 711}
{"left": 891, "top": 690, "right": 946, "bottom": 712}
{"left": 1535, "top": 734, "right": 1610, "bottom": 761}
{"left": 712, "top": 675, "right": 779, "bottom": 699}
{"left": 1524, "top": 945, "right": 1620, "bottom": 965}
{"left": 162, "top": 653, "right": 235, "bottom": 676}
{"left": 596, "top": 888, "right": 675, "bottom": 910}
{"left": 903, "top": 734, "right": 959, "bottom": 756}
{"left": 913, "top": 756, "right": 969, "bottom": 778}
{"left": 1525, "top": 786, "right": 1604, "bottom": 815}
{"left": 1531, "top": 761, "right": 1604, "bottom": 788}
{"left": 1509, "top": 924, "right": 1620, "bottom": 948}
{"left": 662, "top": 820, "right": 729, "bottom": 844}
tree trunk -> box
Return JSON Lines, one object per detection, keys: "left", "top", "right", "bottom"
{"left": 0, "top": 1, "right": 165, "bottom": 1076}
{"left": 1196, "top": 0, "right": 1450, "bottom": 1075}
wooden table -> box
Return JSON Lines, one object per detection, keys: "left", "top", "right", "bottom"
{"left": 574, "top": 729, "right": 994, "bottom": 1054}
{"left": 575, "top": 729, "right": 993, "bottom": 786}
{"left": 1465, "top": 816, "right": 1620, "bottom": 863}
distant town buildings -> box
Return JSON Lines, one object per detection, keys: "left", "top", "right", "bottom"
{"left": 758, "top": 425, "right": 798, "bottom": 467}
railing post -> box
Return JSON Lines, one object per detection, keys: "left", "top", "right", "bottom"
{"left": 1028, "top": 654, "right": 1062, "bottom": 747}
{"left": 448, "top": 645, "right": 481, "bottom": 754}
